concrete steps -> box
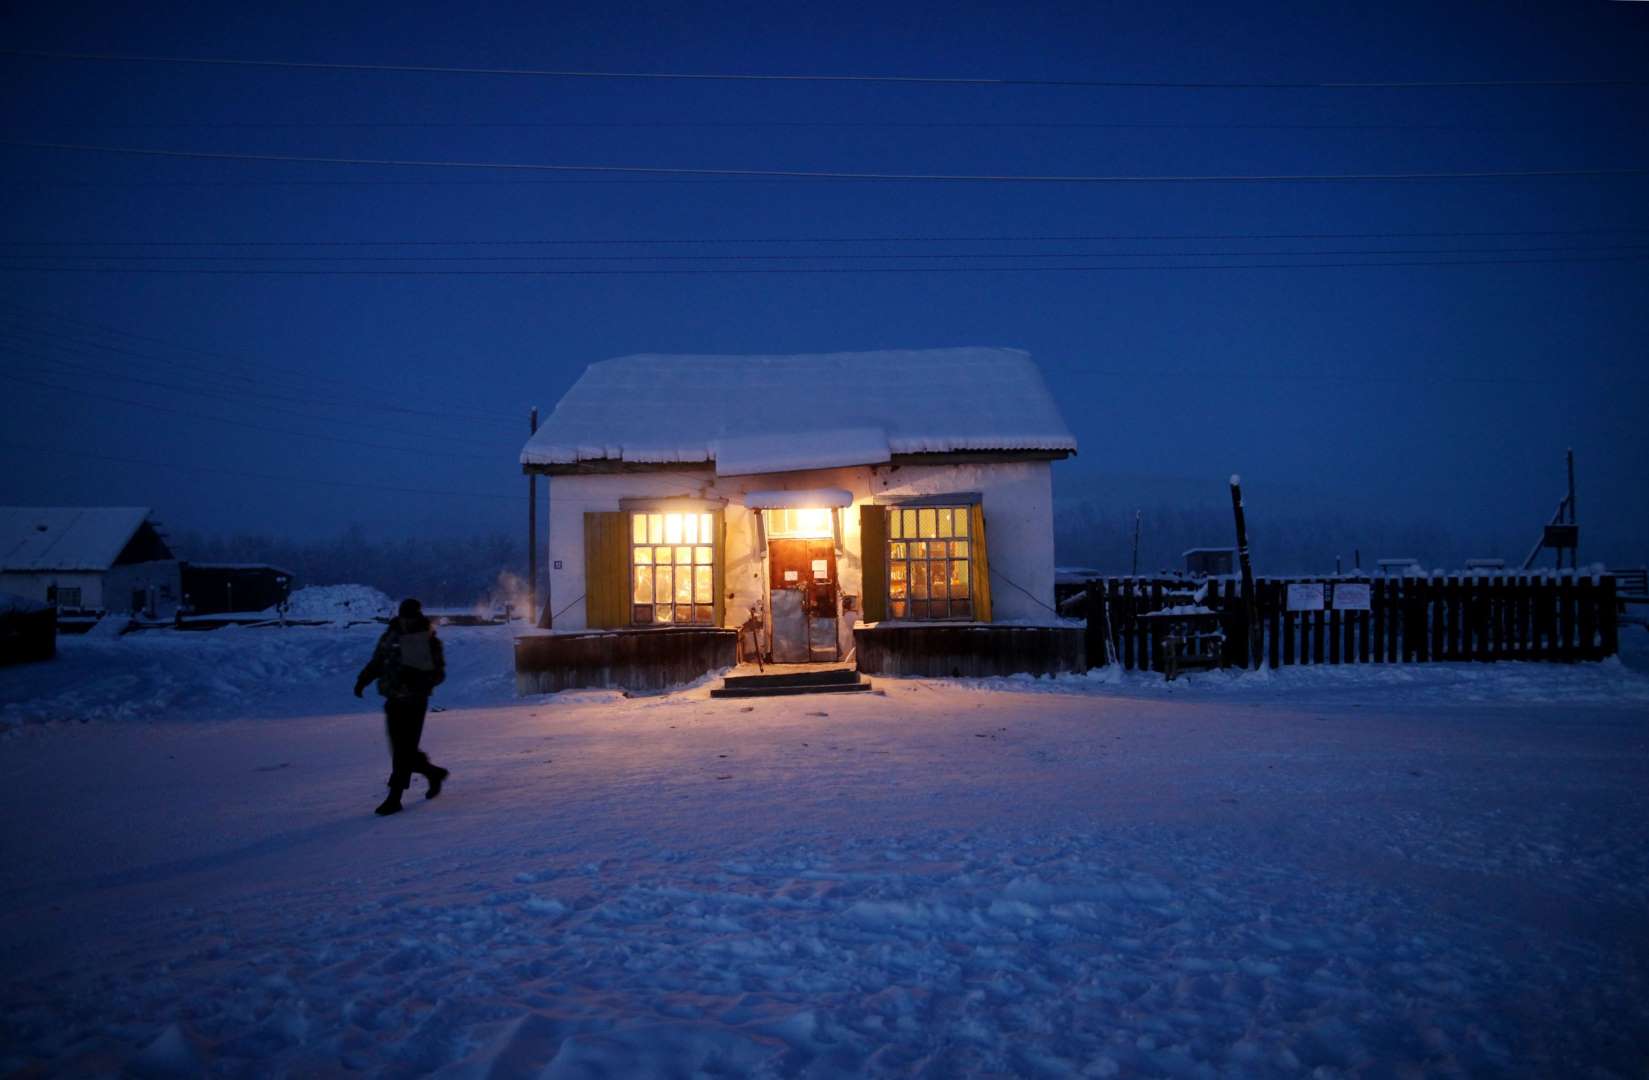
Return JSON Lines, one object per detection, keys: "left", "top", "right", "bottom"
{"left": 711, "top": 667, "right": 872, "bottom": 698}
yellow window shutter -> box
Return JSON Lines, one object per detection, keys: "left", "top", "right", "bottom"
{"left": 859, "top": 504, "right": 888, "bottom": 622}
{"left": 582, "top": 511, "right": 629, "bottom": 629}
{"left": 711, "top": 509, "right": 727, "bottom": 627}
{"left": 970, "top": 503, "right": 992, "bottom": 623}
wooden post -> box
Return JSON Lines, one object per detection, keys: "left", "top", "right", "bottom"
{"left": 528, "top": 406, "right": 539, "bottom": 625}
{"left": 1230, "top": 476, "right": 1259, "bottom": 668}
{"left": 1131, "top": 510, "right": 1141, "bottom": 578}
{"left": 1372, "top": 579, "right": 1385, "bottom": 663}
{"left": 1599, "top": 575, "right": 1619, "bottom": 659}
{"left": 1566, "top": 447, "right": 1577, "bottom": 570}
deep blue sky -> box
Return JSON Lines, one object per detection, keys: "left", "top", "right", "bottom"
{"left": 2, "top": 1, "right": 1646, "bottom": 568}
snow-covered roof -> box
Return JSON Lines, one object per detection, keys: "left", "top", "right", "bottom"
{"left": 521, "top": 348, "right": 1077, "bottom": 474}
{"left": 0, "top": 507, "right": 154, "bottom": 572}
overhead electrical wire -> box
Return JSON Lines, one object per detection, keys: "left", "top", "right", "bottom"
{"left": 0, "top": 323, "right": 521, "bottom": 430}
{"left": 0, "top": 369, "right": 505, "bottom": 463}
{"left": 0, "top": 303, "right": 521, "bottom": 425}
{"left": 6, "top": 119, "right": 1631, "bottom": 131}
{"left": 3, "top": 243, "right": 1644, "bottom": 263}
{"left": 0, "top": 439, "right": 526, "bottom": 502}
{"left": 0, "top": 340, "right": 513, "bottom": 450}
{"left": 5, "top": 49, "right": 1644, "bottom": 89}
{"left": 5, "top": 254, "right": 1645, "bottom": 275}
{"left": 9, "top": 141, "right": 1647, "bottom": 183}
{"left": 7, "top": 226, "right": 1646, "bottom": 247}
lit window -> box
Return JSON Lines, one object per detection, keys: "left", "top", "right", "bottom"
{"left": 631, "top": 512, "right": 716, "bottom": 625}
{"left": 765, "top": 507, "right": 835, "bottom": 539}
{"left": 888, "top": 506, "right": 972, "bottom": 619}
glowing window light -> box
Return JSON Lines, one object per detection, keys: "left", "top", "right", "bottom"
{"left": 796, "top": 508, "right": 831, "bottom": 536}
{"left": 629, "top": 510, "right": 719, "bottom": 626}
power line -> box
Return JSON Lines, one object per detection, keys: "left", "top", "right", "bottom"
{"left": 6, "top": 119, "right": 1633, "bottom": 131}
{"left": 6, "top": 49, "right": 1644, "bottom": 89}
{"left": 3, "top": 254, "right": 1645, "bottom": 276}
{"left": 0, "top": 322, "right": 521, "bottom": 429}
{"left": 0, "top": 339, "right": 513, "bottom": 449}
{"left": 1057, "top": 365, "right": 1648, "bottom": 388}
{"left": 0, "top": 369, "right": 505, "bottom": 462}
{"left": 5, "top": 243, "right": 1645, "bottom": 263}
{"left": 11, "top": 141, "right": 1648, "bottom": 183}
{"left": 0, "top": 302, "right": 520, "bottom": 425}
{"left": 0, "top": 438, "right": 525, "bottom": 502}
{"left": 5, "top": 227, "right": 1646, "bottom": 247}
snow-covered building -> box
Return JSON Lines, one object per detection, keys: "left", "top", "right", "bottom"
{"left": 517, "top": 348, "right": 1081, "bottom": 691}
{"left": 0, "top": 507, "right": 180, "bottom": 618}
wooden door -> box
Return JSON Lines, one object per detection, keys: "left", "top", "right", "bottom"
{"left": 769, "top": 538, "right": 839, "bottom": 662}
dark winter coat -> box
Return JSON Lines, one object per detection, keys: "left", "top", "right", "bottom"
{"left": 355, "top": 615, "right": 446, "bottom": 701}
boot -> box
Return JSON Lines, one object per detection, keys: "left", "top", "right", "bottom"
{"left": 424, "top": 767, "right": 449, "bottom": 800}
{"left": 374, "top": 791, "right": 404, "bottom": 816}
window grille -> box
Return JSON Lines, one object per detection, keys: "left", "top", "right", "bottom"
{"left": 887, "top": 507, "right": 971, "bottom": 619}
{"left": 630, "top": 511, "right": 716, "bottom": 625}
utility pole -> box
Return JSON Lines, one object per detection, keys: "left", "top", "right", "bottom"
{"left": 1229, "top": 475, "right": 1260, "bottom": 667}
{"left": 528, "top": 407, "right": 538, "bottom": 623}
{"left": 1566, "top": 446, "right": 1576, "bottom": 570}
{"left": 1130, "top": 510, "right": 1141, "bottom": 578}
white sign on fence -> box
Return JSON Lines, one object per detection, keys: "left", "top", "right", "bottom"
{"left": 1286, "top": 583, "right": 1325, "bottom": 611}
{"left": 1333, "top": 583, "right": 1372, "bottom": 611}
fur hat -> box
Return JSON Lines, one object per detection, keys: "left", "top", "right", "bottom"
{"left": 398, "top": 598, "right": 423, "bottom": 620}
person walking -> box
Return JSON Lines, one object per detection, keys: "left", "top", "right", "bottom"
{"left": 354, "top": 598, "right": 450, "bottom": 816}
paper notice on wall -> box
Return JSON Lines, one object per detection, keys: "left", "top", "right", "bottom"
{"left": 812, "top": 559, "right": 828, "bottom": 580}
{"left": 783, "top": 570, "right": 799, "bottom": 582}
{"left": 1286, "top": 583, "right": 1325, "bottom": 611}
{"left": 1332, "top": 583, "right": 1371, "bottom": 610}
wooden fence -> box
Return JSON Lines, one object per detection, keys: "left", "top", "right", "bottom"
{"left": 1084, "top": 572, "right": 1619, "bottom": 672}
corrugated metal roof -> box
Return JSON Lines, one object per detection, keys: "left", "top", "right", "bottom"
{"left": 521, "top": 347, "right": 1077, "bottom": 474}
{"left": 0, "top": 507, "right": 154, "bottom": 571}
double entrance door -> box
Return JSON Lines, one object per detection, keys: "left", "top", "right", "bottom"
{"left": 767, "top": 538, "right": 840, "bottom": 663}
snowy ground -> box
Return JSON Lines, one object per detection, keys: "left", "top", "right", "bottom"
{"left": 2, "top": 627, "right": 1648, "bottom": 1077}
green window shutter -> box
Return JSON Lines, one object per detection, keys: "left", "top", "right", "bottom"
{"left": 582, "top": 511, "right": 629, "bottom": 628}
{"left": 859, "top": 504, "right": 888, "bottom": 622}
{"left": 711, "top": 509, "right": 727, "bottom": 627}
{"left": 970, "top": 503, "right": 992, "bottom": 623}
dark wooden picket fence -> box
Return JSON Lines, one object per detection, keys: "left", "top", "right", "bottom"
{"left": 1084, "top": 572, "right": 1619, "bottom": 672}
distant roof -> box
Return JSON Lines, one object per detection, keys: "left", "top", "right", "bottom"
{"left": 521, "top": 347, "right": 1077, "bottom": 474}
{"left": 0, "top": 507, "right": 154, "bottom": 572}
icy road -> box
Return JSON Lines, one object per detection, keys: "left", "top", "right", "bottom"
{"left": 2, "top": 625, "right": 1647, "bottom": 1076}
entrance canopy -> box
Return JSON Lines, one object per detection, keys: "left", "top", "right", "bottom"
{"left": 741, "top": 488, "right": 854, "bottom": 510}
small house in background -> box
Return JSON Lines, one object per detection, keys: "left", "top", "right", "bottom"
{"left": 179, "top": 563, "right": 294, "bottom": 616}
{"left": 0, "top": 507, "right": 180, "bottom": 623}
{"left": 1183, "top": 547, "right": 1236, "bottom": 577}
{"left": 517, "top": 348, "right": 1080, "bottom": 692}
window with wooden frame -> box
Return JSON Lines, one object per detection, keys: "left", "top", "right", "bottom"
{"left": 630, "top": 511, "right": 717, "bottom": 625}
{"left": 887, "top": 506, "right": 972, "bottom": 619}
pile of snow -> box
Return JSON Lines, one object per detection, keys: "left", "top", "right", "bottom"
{"left": 0, "top": 622, "right": 516, "bottom": 730}
{"left": 271, "top": 584, "right": 393, "bottom": 622}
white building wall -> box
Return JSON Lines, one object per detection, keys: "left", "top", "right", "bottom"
{"left": 544, "top": 459, "right": 1057, "bottom": 638}
{"left": 0, "top": 571, "right": 105, "bottom": 609}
